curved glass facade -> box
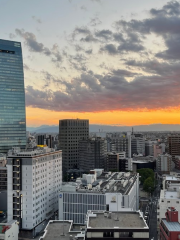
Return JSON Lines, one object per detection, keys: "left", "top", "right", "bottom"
{"left": 0, "top": 39, "right": 26, "bottom": 154}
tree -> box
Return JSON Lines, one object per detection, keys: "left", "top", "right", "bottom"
{"left": 137, "top": 168, "right": 154, "bottom": 185}
{"left": 143, "top": 177, "right": 154, "bottom": 193}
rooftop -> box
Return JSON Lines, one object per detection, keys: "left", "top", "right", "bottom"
{"left": 7, "top": 147, "right": 61, "bottom": 157}
{"left": 160, "top": 190, "right": 179, "bottom": 199}
{"left": 87, "top": 211, "right": 148, "bottom": 229}
{"left": 61, "top": 171, "right": 137, "bottom": 195}
{"left": 162, "top": 219, "right": 180, "bottom": 232}
{"left": 40, "top": 221, "right": 85, "bottom": 240}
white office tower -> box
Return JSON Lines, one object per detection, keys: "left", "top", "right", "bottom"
{"left": 7, "top": 146, "right": 62, "bottom": 238}
{"left": 59, "top": 169, "right": 139, "bottom": 224}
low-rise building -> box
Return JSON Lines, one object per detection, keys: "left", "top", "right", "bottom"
{"left": 86, "top": 210, "right": 149, "bottom": 239}
{"left": 157, "top": 186, "right": 180, "bottom": 223}
{"left": 132, "top": 156, "right": 156, "bottom": 172}
{"left": 39, "top": 220, "right": 85, "bottom": 240}
{"left": 0, "top": 220, "right": 19, "bottom": 240}
{"left": 106, "top": 152, "right": 132, "bottom": 172}
{"left": 160, "top": 207, "right": 180, "bottom": 240}
{"left": 59, "top": 170, "right": 139, "bottom": 224}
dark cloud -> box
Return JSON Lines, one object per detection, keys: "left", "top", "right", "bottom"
{"left": 100, "top": 41, "right": 144, "bottom": 55}
{"left": 150, "top": 1, "right": 180, "bottom": 17}
{"left": 118, "top": 42, "right": 144, "bottom": 52}
{"left": 95, "top": 29, "right": 112, "bottom": 40}
{"left": 100, "top": 44, "right": 118, "bottom": 55}
{"left": 72, "top": 27, "right": 91, "bottom": 39}
{"left": 85, "top": 49, "right": 93, "bottom": 54}
{"left": 113, "top": 33, "right": 124, "bottom": 42}
{"left": 14, "top": 29, "right": 63, "bottom": 65}
{"left": 156, "top": 34, "right": 180, "bottom": 60}
{"left": 80, "top": 34, "right": 98, "bottom": 42}
{"left": 126, "top": 59, "right": 180, "bottom": 76}
{"left": 15, "top": 29, "right": 50, "bottom": 54}
{"left": 112, "top": 69, "right": 138, "bottom": 77}
{"left": 114, "top": 1, "right": 180, "bottom": 60}
{"left": 25, "top": 67, "right": 180, "bottom": 112}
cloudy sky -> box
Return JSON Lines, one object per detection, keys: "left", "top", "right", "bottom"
{"left": 2, "top": 0, "right": 180, "bottom": 127}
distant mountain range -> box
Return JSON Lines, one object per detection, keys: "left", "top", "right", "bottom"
{"left": 27, "top": 124, "right": 180, "bottom": 133}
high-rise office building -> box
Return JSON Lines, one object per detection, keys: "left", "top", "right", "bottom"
{"left": 0, "top": 39, "right": 26, "bottom": 154}
{"left": 59, "top": 119, "right": 89, "bottom": 174}
{"left": 79, "top": 137, "right": 107, "bottom": 172}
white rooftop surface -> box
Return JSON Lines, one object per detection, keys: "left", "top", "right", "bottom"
{"left": 165, "top": 176, "right": 178, "bottom": 181}
{"left": 160, "top": 190, "right": 179, "bottom": 199}
{"left": 162, "top": 219, "right": 180, "bottom": 232}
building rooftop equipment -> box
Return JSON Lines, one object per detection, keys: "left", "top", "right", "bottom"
{"left": 60, "top": 170, "right": 138, "bottom": 195}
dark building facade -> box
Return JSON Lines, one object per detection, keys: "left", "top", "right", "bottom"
{"left": 37, "top": 134, "right": 53, "bottom": 148}
{"left": 79, "top": 137, "right": 107, "bottom": 172}
{"left": 106, "top": 153, "right": 119, "bottom": 171}
{"left": 59, "top": 119, "right": 89, "bottom": 174}
{"left": 0, "top": 167, "right": 7, "bottom": 190}
{"left": 0, "top": 39, "right": 26, "bottom": 154}
{"left": 168, "top": 135, "right": 180, "bottom": 162}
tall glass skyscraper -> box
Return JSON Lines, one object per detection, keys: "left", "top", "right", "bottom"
{"left": 0, "top": 39, "right": 26, "bottom": 154}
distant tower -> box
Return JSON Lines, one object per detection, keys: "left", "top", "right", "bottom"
{"left": 132, "top": 127, "right": 134, "bottom": 135}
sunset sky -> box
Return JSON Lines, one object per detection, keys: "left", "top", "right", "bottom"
{"left": 1, "top": 0, "right": 180, "bottom": 127}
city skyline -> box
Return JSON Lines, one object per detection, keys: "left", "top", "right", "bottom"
{"left": 1, "top": 0, "right": 180, "bottom": 127}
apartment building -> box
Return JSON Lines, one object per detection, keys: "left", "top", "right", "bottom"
{"left": 156, "top": 154, "right": 175, "bottom": 174}
{"left": 7, "top": 146, "right": 62, "bottom": 238}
